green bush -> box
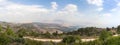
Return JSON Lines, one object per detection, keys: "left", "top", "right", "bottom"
{"left": 62, "top": 36, "right": 81, "bottom": 44}
{"left": 105, "top": 36, "right": 120, "bottom": 45}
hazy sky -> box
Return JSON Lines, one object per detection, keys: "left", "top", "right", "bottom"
{"left": 0, "top": 0, "right": 120, "bottom": 27}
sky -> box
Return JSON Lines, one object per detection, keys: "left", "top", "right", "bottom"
{"left": 0, "top": 0, "right": 120, "bottom": 27}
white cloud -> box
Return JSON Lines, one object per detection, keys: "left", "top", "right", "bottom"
{"left": 0, "top": 0, "right": 6, "bottom": 2}
{"left": 87, "top": 0, "right": 104, "bottom": 12}
{"left": 105, "top": 1, "right": 120, "bottom": 27}
{"left": 63, "top": 4, "right": 77, "bottom": 12}
{"left": 103, "top": 13, "right": 112, "bottom": 17}
{"left": 99, "top": 13, "right": 120, "bottom": 27}
{"left": 117, "top": 2, "right": 120, "bottom": 6}
{"left": 87, "top": 0, "right": 103, "bottom": 6}
{"left": 97, "top": 7, "right": 103, "bottom": 11}
{"left": 0, "top": 1, "right": 50, "bottom": 23}
{"left": 52, "top": 4, "right": 101, "bottom": 27}
{"left": 0, "top": 0, "right": 105, "bottom": 27}
{"left": 114, "top": 0, "right": 120, "bottom": 3}
{"left": 110, "top": 2, "right": 120, "bottom": 12}
{"left": 1, "top": 0, "right": 119, "bottom": 27}
{"left": 56, "top": 4, "right": 78, "bottom": 16}
{"left": 51, "top": 2, "right": 58, "bottom": 10}
{"left": 110, "top": 8, "right": 117, "bottom": 12}
{"left": 49, "top": 4, "right": 79, "bottom": 23}
{"left": 0, "top": 1, "right": 81, "bottom": 24}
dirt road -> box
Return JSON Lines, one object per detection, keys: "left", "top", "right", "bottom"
{"left": 23, "top": 37, "right": 96, "bottom": 42}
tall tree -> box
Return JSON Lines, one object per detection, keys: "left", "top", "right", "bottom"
{"left": 6, "top": 25, "right": 15, "bottom": 37}
{"left": 62, "top": 36, "right": 81, "bottom": 44}
{"left": 99, "top": 30, "right": 112, "bottom": 41}
{"left": 52, "top": 31, "right": 58, "bottom": 36}
{"left": 106, "top": 27, "right": 110, "bottom": 31}
{"left": 0, "top": 25, "right": 2, "bottom": 32}
{"left": 17, "top": 28, "right": 27, "bottom": 37}
{"left": 117, "top": 25, "right": 120, "bottom": 34}
{"left": 105, "top": 36, "right": 120, "bottom": 45}
{"left": 44, "top": 31, "right": 51, "bottom": 38}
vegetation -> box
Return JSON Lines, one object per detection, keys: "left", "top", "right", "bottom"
{"left": 0, "top": 24, "right": 120, "bottom": 45}
{"left": 99, "top": 30, "right": 112, "bottom": 41}
{"left": 67, "top": 27, "right": 99, "bottom": 35}
{"left": 62, "top": 36, "right": 81, "bottom": 44}
{"left": 105, "top": 36, "right": 120, "bottom": 45}
{"left": 117, "top": 25, "right": 120, "bottom": 34}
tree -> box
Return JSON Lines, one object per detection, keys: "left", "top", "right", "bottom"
{"left": 25, "top": 39, "right": 42, "bottom": 45}
{"left": 74, "top": 35, "right": 81, "bottom": 43}
{"left": 106, "top": 27, "right": 110, "bottom": 31}
{"left": 0, "top": 25, "right": 2, "bottom": 32}
{"left": 82, "top": 40, "right": 103, "bottom": 45}
{"left": 0, "top": 32, "right": 12, "bottom": 45}
{"left": 117, "top": 25, "right": 120, "bottom": 34}
{"left": 44, "top": 31, "right": 51, "bottom": 38}
{"left": 6, "top": 25, "right": 16, "bottom": 37}
{"left": 112, "top": 27, "right": 115, "bottom": 29}
{"left": 30, "top": 31, "right": 40, "bottom": 37}
{"left": 99, "top": 30, "right": 112, "bottom": 41}
{"left": 17, "top": 28, "right": 27, "bottom": 37}
{"left": 62, "top": 36, "right": 81, "bottom": 44}
{"left": 52, "top": 31, "right": 58, "bottom": 36}
{"left": 105, "top": 36, "right": 120, "bottom": 45}
{"left": 75, "top": 27, "right": 99, "bottom": 36}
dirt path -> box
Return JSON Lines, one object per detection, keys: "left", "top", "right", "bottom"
{"left": 23, "top": 34, "right": 119, "bottom": 43}
{"left": 23, "top": 37, "right": 62, "bottom": 43}
{"left": 23, "top": 37, "right": 96, "bottom": 42}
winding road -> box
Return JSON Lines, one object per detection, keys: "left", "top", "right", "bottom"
{"left": 23, "top": 37, "right": 96, "bottom": 42}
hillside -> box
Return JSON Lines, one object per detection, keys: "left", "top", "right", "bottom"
{"left": 0, "top": 21, "right": 78, "bottom": 33}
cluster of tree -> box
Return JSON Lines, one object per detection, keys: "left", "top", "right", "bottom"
{"left": 66, "top": 26, "right": 118, "bottom": 38}
{"left": 1, "top": 24, "right": 120, "bottom": 45}
{"left": 40, "top": 31, "right": 64, "bottom": 39}
{"left": 60, "top": 30, "right": 118, "bottom": 45}
{"left": 117, "top": 25, "right": 120, "bottom": 34}
{"left": 0, "top": 25, "right": 24, "bottom": 45}
{"left": 80, "top": 30, "right": 120, "bottom": 45}
{"left": 17, "top": 28, "right": 63, "bottom": 39}
{"left": 18, "top": 29, "right": 42, "bottom": 37}
{"left": 66, "top": 27, "right": 101, "bottom": 37}
{"left": 22, "top": 30, "right": 120, "bottom": 45}
{"left": 0, "top": 25, "right": 62, "bottom": 45}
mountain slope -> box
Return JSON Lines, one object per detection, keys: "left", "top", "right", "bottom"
{"left": 0, "top": 21, "right": 78, "bottom": 33}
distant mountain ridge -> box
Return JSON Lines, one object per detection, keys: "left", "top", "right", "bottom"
{"left": 0, "top": 21, "right": 79, "bottom": 33}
